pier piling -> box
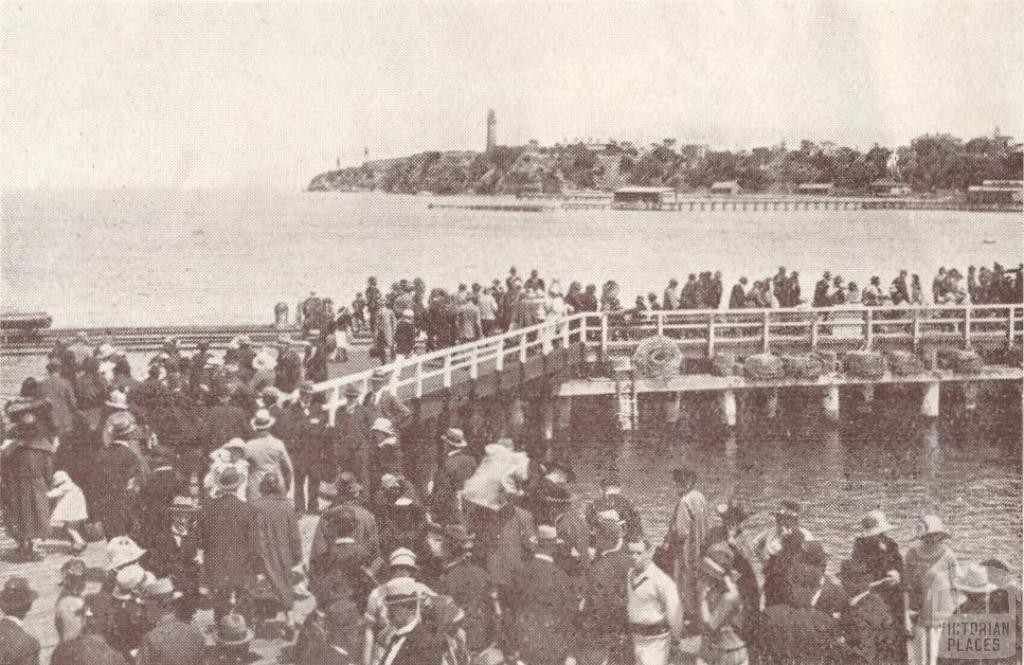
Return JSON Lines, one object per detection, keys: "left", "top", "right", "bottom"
{"left": 719, "top": 389, "right": 738, "bottom": 427}
{"left": 823, "top": 385, "right": 841, "bottom": 422}
{"left": 921, "top": 381, "right": 941, "bottom": 418}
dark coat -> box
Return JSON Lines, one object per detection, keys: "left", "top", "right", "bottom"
{"left": 585, "top": 545, "right": 632, "bottom": 637}
{"left": 430, "top": 451, "right": 477, "bottom": 524}
{"left": 275, "top": 350, "right": 303, "bottom": 393}
{"left": 839, "top": 591, "right": 896, "bottom": 664}
{"left": 381, "top": 622, "right": 446, "bottom": 665}
{"left": 287, "top": 402, "right": 332, "bottom": 471}
{"left": 39, "top": 374, "right": 78, "bottom": 433}
{"left": 0, "top": 617, "right": 39, "bottom": 665}
{"left": 91, "top": 442, "right": 145, "bottom": 538}
{"left": 294, "top": 611, "right": 355, "bottom": 665}
{"left": 308, "top": 539, "right": 374, "bottom": 610}
{"left": 852, "top": 534, "right": 905, "bottom": 622}
{"left": 201, "top": 404, "right": 250, "bottom": 452}
{"left": 136, "top": 466, "right": 180, "bottom": 550}
{"left": 331, "top": 404, "right": 374, "bottom": 488}
{"left": 49, "top": 634, "right": 129, "bottom": 665}
{"left": 439, "top": 556, "right": 495, "bottom": 652}
{"left": 135, "top": 614, "right": 207, "bottom": 665}
{"left": 757, "top": 604, "right": 843, "bottom": 665}
{"left": 250, "top": 495, "right": 303, "bottom": 610}
{"left": 586, "top": 492, "right": 644, "bottom": 541}
{"left": 1, "top": 435, "right": 52, "bottom": 541}
{"left": 199, "top": 494, "right": 258, "bottom": 589}
{"left": 470, "top": 504, "right": 535, "bottom": 589}
{"left": 510, "top": 555, "right": 579, "bottom": 665}
{"left": 146, "top": 527, "right": 202, "bottom": 597}
{"left": 311, "top": 499, "right": 380, "bottom": 563}
{"left": 729, "top": 284, "right": 747, "bottom": 308}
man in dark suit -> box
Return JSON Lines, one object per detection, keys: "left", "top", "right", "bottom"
{"left": 199, "top": 467, "right": 258, "bottom": 620}
{"left": 436, "top": 525, "right": 496, "bottom": 656}
{"left": 429, "top": 428, "right": 477, "bottom": 525}
{"left": 729, "top": 277, "right": 749, "bottom": 309}
{"left": 509, "top": 525, "right": 580, "bottom": 665}
{"left": 289, "top": 381, "right": 331, "bottom": 513}
{"left": 757, "top": 564, "right": 844, "bottom": 665}
{"left": 582, "top": 510, "right": 632, "bottom": 665}
{"left": 0, "top": 577, "right": 41, "bottom": 665}
{"left": 311, "top": 472, "right": 381, "bottom": 564}
{"left": 837, "top": 559, "right": 897, "bottom": 664}
{"left": 332, "top": 384, "right": 374, "bottom": 489}
{"left": 201, "top": 386, "right": 250, "bottom": 453}
{"left": 813, "top": 271, "right": 833, "bottom": 307}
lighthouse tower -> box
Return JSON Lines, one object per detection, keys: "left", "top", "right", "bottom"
{"left": 486, "top": 109, "right": 496, "bottom": 152}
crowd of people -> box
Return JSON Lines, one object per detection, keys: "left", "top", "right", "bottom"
{"left": 289, "top": 261, "right": 1022, "bottom": 366}
{"left": 2, "top": 323, "right": 1022, "bottom": 665}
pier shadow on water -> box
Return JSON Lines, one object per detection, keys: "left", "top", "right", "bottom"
{"left": 560, "top": 385, "right": 1022, "bottom": 576}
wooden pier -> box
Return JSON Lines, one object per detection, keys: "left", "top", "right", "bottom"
{"left": 560, "top": 195, "right": 1021, "bottom": 213}
{"left": 310, "top": 304, "right": 1023, "bottom": 436}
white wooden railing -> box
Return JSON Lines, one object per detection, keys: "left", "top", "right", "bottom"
{"left": 314, "top": 304, "right": 1023, "bottom": 422}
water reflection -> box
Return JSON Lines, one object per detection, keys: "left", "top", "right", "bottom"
{"left": 564, "top": 392, "right": 1022, "bottom": 575}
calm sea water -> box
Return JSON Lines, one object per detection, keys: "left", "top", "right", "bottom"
{"left": 1, "top": 188, "right": 1021, "bottom": 326}
{"left": 1, "top": 188, "right": 1020, "bottom": 573}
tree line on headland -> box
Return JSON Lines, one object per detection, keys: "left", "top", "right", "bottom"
{"left": 307, "top": 132, "right": 1022, "bottom": 196}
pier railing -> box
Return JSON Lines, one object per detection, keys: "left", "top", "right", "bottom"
{"left": 313, "top": 304, "right": 1022, "bottom": 422}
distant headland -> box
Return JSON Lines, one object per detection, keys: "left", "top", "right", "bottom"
{"left": 308, "top": 128, "right": 1022, "bottom": 198}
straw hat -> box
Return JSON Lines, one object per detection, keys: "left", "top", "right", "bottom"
{"left": 859, "top": 510, "right": 895, "bottom": 538}
{"left": 250, "top": 409, "right": 276, "bottom": 431}
{"left": 105, "top": 390, "right": 129, "bottom": 410}
{"left": 113, "top": 565, "right": 147, "bottom": 599}
{"left": 914, "top": 515, "right": 951, "bottom": 540}
{"left": 441, "top": 428, "right": 467, "bottom": 448}
{"left": 384, "top": 577, "right": 420, "bottom": 605}
{"left": 371, "top": 418, "right": 396, "bottom": 436}
{"left": 141, "top": 577, "right": 183, "bottom": 602}
{"left": 954, "top": 564, "right": 998, "bottom": 594}
{"left": 106, "top": 536, "right": 146, "bottom": 570}
{"left": 107, "top": 411, "right": 137, "bottom": 438}
{"left": 377, "top": 436, "right": 399, "bottom": 448}
{"left": 535, "top": 524, "right": 559, "bottom": 543}
{"left": 388, "top": 548, "right": 418, "bottom": 571}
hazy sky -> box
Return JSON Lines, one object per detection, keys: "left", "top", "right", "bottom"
{"left": 3, "top": 1, "right": 1022, "bottom": 189}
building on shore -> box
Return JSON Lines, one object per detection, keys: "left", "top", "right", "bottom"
{"left": 870, "top": 177, "right": 912, "bottom": 197}
{"left": 796, "top": 182, "right": 834, "bottom": 195}
{"left": 966, "top": 179, "right": 1023, "bottom": 206}
{"left": 710, "top": 180, "right": 742, "bottom": 196}
{"left": 612, "top": 186, "right": 676, "bottom": 209}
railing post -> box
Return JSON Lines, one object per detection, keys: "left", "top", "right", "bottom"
{"left": 656, "top": 312, "right": 664, "bottom": 337}
{"left": 541, "top": 322, "right": 552, "bottom": 355}
{"left": 327, "top": 385, "right": 340, "bottom": 426}
{"left": 707, "top": 314, "right": 716, "bottom": 358}
{"left": 519, "top": 332, "right": 528, "bottom": 363}
{"left": 414, "top": 360, "right": 424, "bottom": 398}
{"left": 811, "top": 314, "right": 819, "bottom": 350}
{"left": 600, "top": 315, "right": 609, "bottom": 359}
{"left": 470, "top": 345, "right": 479, "bottom": 379}
{"left": 495, "top": 337, "right": 504, "bottom": 372}
{"left": 562, "top": 318, "right": 571, "bottom": 347}
{"left": 964, "top": 306, "right": 972, "bottom": 348}
{"left": 762, "top": 310, "right": 770, "bottom": 353}
{"left": 443, "top": 354, "right": 453, "bottom": 388}
{"left": 912, "top": 311, "right": 921, "bottom": 351}
{"left": 864, "top": 308, "right": 873, "bottom": 350}
{"left": 1009, "top": 307, "right": 1016, "bottom": 345}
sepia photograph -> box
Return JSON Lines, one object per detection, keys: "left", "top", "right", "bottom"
{"left": 1, "top": 2, "right": 1021, "bottom": 664}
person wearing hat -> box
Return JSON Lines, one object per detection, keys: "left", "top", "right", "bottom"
{"left": 706, "top": 500, "right": 760, "bottom": 638}
{"left": 135, "top": 578, "right": 206, "bottom": 665}
{"left": 581, "top": 508, "right": 633, "bottom": 665}
{"left": 91, "top": 415, "right": 147, "bottom": 540}
{"left": 286, "top": 380, "right": 331, "bottom": 514}
{"left": 199, "top": 466, "right": 259, "bottom": 622}
{"left": 544, "top": 483, "right": 592, "bottom": 578}
{"left": 665, "top": 467, "right": 714, "bottom": 621}
{"left": 836, "top": 558, "right": 897, "bottom": 665}
{"left": 506, "top": 525, "right": 580, "bottom": 665}
{"left": 275, "top": 335, "right": 304, "bottom": 394}
{"left": 626, "top": 538, "right": 683, "bottom": 665}
{"left": 362, "top": 550, "right": 438, "bottom": 665}
{"left": 201, "top": 382, "right": 250, "bottom": 456}
{"left": 312, "top": 471, "right": 381, "bottom": 564}
{"left": 436, "top": 525, "right": 495, "bottom": 656}
{"left": 696, "top": 542, "right": 748, "bottom": 665}
{"left": 456, "top": 293, "right": 482, "bottom": 344}
{"left": 51, "top": 595, "right": 130, "bottom": 665}
{"left": 363, "top": 369, "right": 411, "bottom": 430}
{"left": 904, "top": 515, "right": 959, "bottom": 665}
{"left": 851, "top": 509, "right": 905, "bottom": 628}
{"left": 292, "top": 595, "right": 361, "bottom": 665}
{"left": 754, "top": 499, "right": 815, "bottom": 569}
{"left": 429, "top": 428, "right": 477, "bottom": 526}
{"left": 204, "top": 613, "right": 259, "bottom": 665}
{"left": 308, "top": 506, "right": 375, "bottom": 614}
{"left": 249, "top": 473, "right": 303, "bottom": 636}
{"left": 393, "top": 308, "right": 417, "bottom": 359}
{"left": 374, "top": 302, "right": 398, "bottom": 364}
{"left": 96, "top": 564, "right": 151, "bottom": 660}
{"left": 0, "top": 577, "right": 40, "bottom": 664}
{"left": 1, "top": 401, "right": 55, "bottom": 561}
{"left": 587, "top": 473, "right": 644, "bottom": 542}
{"left": 243, "top": 408, "right": 293, "bottom": 501}
{"left": 332, "top": 382, "right": 373, "bottom": 490}
{"left": 757, "top": 563, "right": 843, "bottom": 665}
{"left": 59, "top": 558, "right": 89, "bottom": 600}
{"left": 368, "top": 577, "right": 444, "bottom": 665}
{"left": 40, "top": 356, "right": 79, "bottom": 436}
{"left": 48, "top": 469, "right": 89, "bottom": 554}
{"left": 378, "top": 489, "right": 430, "bottom": 570}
